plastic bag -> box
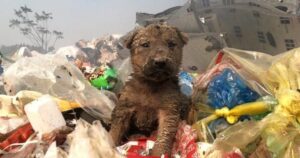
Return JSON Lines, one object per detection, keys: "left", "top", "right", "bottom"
{"left": 67, "top": 119, "right": 121, "bottom": 158}
{"left": 0, "top": 123, "right": 34, "bottom": 152}
{"left": 178, "top": 71, "right": 194, "bottom": 97}
{"left": 207, "top": 68, "right": 260, "bottom": 109}
{"left": 207, "top": 49, "right": 274, "bottom": 96}
{"left": 44, "top": 142, "right": 68, "bottom": 158}
{"left": 201, "top": 47, "right": 300, "bottom": 158}
{"left": 112, "top": 57, "right": 133, "bottom": 93}
{"left": 3, "top": 54, "right": 116, "bottom": 120}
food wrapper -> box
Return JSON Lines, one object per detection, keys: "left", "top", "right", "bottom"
{"left": 89, "top": 65, "right": 118, "bottom": 90}
{"left": 172, "top": 122, "right": 199, "bottom": 158}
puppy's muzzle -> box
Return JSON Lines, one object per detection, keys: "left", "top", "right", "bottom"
{"left": 153, "top": 58, "right": 167, "bottom": 69}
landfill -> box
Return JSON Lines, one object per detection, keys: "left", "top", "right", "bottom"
{"left": 1, "top": 32, "right": 300, "bottom": 158}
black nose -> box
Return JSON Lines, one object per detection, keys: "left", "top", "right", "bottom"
{"left": 154, "top": 60, "right": 166, "bottom": 68}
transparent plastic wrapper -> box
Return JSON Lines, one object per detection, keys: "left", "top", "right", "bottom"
{"left": 112, "top": 57, "right": 133, "bottom": 92}
{"left": 3, "top": 54, "right": 116, "bottom": 120}
{"left": 204, "top": 143, "right": 244, "bottom": 158}
{"left": 196, "top": 48, "right": 300, "bottom": 158}
{"left": 67, "top": 119, "right": 121, "bottom": 158}
{"left": 44, "top": 142, "right": 68, "bottom": 158}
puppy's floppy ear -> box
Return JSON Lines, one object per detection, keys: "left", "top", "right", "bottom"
{"left": 123, "top": 27, "right": 142, "bottom": 49}
{"left": 175, "top": 28, "right": 189, "bottom": 45}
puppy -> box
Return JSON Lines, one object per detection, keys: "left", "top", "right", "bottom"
{"left": 109, "top": 24, "right": 190, "bottom": 156}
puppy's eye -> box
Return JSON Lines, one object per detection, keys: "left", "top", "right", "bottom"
{"left": 141, "top": 42, "right": 150, "bottom": 48}
{"left": 168, "top": 41, "right": 177, "bottom": 48}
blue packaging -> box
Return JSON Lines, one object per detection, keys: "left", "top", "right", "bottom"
{"left": 207, "top": 68, "right": 259, "bottom": 109}
{"left": 179, "top": 71, "right": 193, "bottom": 96}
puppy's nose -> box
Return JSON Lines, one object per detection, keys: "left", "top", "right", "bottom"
{"left": 154, "top": 59, "right": 167, "bottom": 68}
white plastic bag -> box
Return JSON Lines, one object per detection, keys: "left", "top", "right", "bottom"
{"left": 3, "top": 54, "right": 115, "bottom": 120}
{"left": 67, "top": 119, "right": 121, "bottom": 158}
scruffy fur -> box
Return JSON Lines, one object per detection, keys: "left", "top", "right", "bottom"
{"left": 109, "top": 24, "right": 190, "bottom": 156}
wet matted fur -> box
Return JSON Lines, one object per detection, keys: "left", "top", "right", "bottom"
{"left": 109, "top": 24, "right": 191, "bottom": 156}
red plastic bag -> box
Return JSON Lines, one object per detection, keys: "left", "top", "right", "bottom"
{"left": 117, "top": 138, "right": 168, "bottom": 158}
{"left": 0, "top": 123, "right": 34, "bottom": 152}
{"left": 117, "top": 122, "right": 198, "bottom": 158}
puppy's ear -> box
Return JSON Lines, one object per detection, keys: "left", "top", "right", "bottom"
{"left": 123, "top": 27, "right": 141, "bottom": 49}
{"left": 175, "top": 28, "right": 189, "bottom": 45}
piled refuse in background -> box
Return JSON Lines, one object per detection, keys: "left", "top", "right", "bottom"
{"left": 1, "top": 32, "right": 300, "bottom": 158}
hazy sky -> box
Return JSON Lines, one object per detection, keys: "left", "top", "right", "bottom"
{"left": 0, "top": 0, "right": 186, "bottom": 48}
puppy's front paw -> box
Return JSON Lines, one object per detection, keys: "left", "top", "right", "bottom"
{"left": 150, "top": 146, "right": 164, "bottom": 156}
{"left": 150, "top": 143, "right": 171, "bottom": 157}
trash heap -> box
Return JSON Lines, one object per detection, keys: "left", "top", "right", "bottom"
{"left": 0, "top": 46, "right": 300, "bottom": 158}
{"left": 192, "top": 47, "right": 300, "bottom": 158}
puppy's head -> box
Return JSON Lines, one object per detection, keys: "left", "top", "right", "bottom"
{"left": 124, "top": 24, "right": 188, "bottom": 82}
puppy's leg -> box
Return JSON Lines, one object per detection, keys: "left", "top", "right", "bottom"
{"left": 151, "top": 108, "right": 180, "bottom": 156}
{"left": 109, "top": 105, "right": 133, "bottom": 146}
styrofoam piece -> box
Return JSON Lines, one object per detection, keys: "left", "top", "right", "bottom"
{"left": 24, "top": 95, "right": 66, "bottom": 134}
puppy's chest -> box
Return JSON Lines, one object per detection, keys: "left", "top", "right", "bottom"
{"left": 121, "top": 79, "right": 181, "bottom": 108}
{"left": 130, "top": 87, "right": 164, "bottom": 108}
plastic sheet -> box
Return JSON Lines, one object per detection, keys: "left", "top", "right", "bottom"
{"left": 3, "top": 54, "right": 116, "bottom": 120}
{"left": 67, "top": 119, "right": 121, "bottom": 158}
{"left": 112, "top": 57, "right": 133, "bottom": 93}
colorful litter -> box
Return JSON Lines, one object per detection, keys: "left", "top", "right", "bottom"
{"left": 1, "top": 43, "right": 300, "bottom": 158}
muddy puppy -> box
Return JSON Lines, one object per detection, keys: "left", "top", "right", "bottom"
{"left": 110, "top": 24, "right": 190, "bottom": 156}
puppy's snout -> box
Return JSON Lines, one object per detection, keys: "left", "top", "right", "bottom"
{"left": 154, "top": 58, "right": 167, "bottom": 69}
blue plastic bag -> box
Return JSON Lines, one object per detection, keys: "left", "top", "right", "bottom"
{"left": 207, "top": 68, "right": 259, "bottom": 109}
{"left": 179, "top": 71, "right": 193, "bottom": 96}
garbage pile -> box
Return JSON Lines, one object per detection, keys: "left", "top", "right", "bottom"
{"left": 1, "top": 42, "right": 300, "bottom": 158}
{"left": 191, "top": 47, "right": 300, "bottom": 158}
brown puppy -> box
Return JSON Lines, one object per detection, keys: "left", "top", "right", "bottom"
{"left": 109, "top": 24, "right": 190, "bottom": 156}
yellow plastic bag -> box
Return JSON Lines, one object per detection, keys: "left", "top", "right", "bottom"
{"left": 201, "top": 47, "right": 300, "bottom": 158}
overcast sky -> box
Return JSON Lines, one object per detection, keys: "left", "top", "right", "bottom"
{"left": 0, "top": 0, "right": 186, "bottom": 48}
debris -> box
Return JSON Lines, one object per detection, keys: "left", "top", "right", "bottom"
{"left": 24, "top": 95, "right": 66, "bottom": 134}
